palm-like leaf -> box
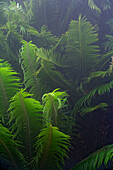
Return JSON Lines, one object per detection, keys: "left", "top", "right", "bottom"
{"left": 20, "top": 40, "right": 42, "bottom": 100}
{"left": 65, "top": 15, "right": 99, "bottom": 79}
{"left": 34, "top": 124, "right": 70, "bottom": 170}
{"left": 74, "top": 80, "right": 113, "bottom": 114}
{"left": 36, "top": 59, "right": 69, "bottom": 91}
{"left": 8, "top": 89, "right": 43, "bottom": 162}
{"left": 36, "top": 47, "right": 66, "bottom": 67}
{"left": 72, "top": 144, "right": 113, "bottom": 170}
{"left": 80, "top": 103, "right": 108, "bottom": 116}
{"left": 0, "top": 123, "right": 26, "bottom": 169}
{"left": 73, "top": 56, "right": 113, "bottom": 115}
{"left": 0, "top": 60, "right": 20, "bottom": 121}
{"left": 20, "top": 40, "right": 69, "bottom": 99}
{"left": 28, "top": 25, "right": 58, "bottom": 49}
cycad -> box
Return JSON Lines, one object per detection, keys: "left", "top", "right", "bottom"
{"left": 0, "top": 122, "right": 26, "bottom": 169}
{"left": 36, "top": 58, "right": 69, "bottom": 91}
{"left": 8, "top": 89, "right": 43, "bottom": 163}
{"left": 0, "top": 60, "right": 20, "bottom": 122}
{"left": 20, "top": 40, "right": 42, "bottom": 100}
{"left": 71, "top": 53, "right": 113, "bottom": 169}
{"left": 65, "top": 15, "right": 99, "bottom": 79}
{"left": 28, "top": 25, "right": 58, "bottom": 49}
{"left": 73, "top": 54, "right": 113, "bottom": 115}
{"left": 42, "top": 89, "right": 68, "bottom": 126}
{"left": 20, "top": 40, "right": 69, "bottom": 100}
{"left": 34, "top": 124, "right": 70, "bottom": 170}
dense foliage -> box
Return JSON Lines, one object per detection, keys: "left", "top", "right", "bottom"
{"left": 0, "top": 0, "right": 113, "bottom": 169}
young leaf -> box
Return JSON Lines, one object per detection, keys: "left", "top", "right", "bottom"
{"left": 42, "top": 89, "right": 68, "bottom": 126}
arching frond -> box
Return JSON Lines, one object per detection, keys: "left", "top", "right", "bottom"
{"left": 20, "top": 40, "right": 42, "bottom": 100}
{"left": 65, "top": 15, "right": 99, "bottom": 79}
{"left": 42, "top": 89, "right": 69, "bottom": 127}
{"left": 36, "top": 58, "right": 69, "bottom": 90}
{"left": 80, "top": 103, "right": 108, "bottom": 116}
{"left": 20, "top": 40, "right": 69, "bottom": 100}
{"left": 88, "top": 69, "right": 113, "bottom": 82}
{"left": 73, "top": 80, "right": 113, "bottom": 114}
{"left": 0, "top": 60, "right": 20, "bottom": 122}
{"left": 72, "top": 144, "right": 113, "bottom": 170}
{"left": 36, "top": 48, "right": 66, "bottom": 67}
{"left": 8, "top": 89, "right": 43, "bottom": 162}
{"left": 0, "top": 123, "right": 26, "bottom": 169}
{"left": 34, "top": 124, "right": 70, "bottom": 170}
{"left": 28, "top": 25, "right": 58, "bottom": 48}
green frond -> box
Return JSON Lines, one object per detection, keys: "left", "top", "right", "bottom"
{"left": 28, "top": 25, "right": 58, "bottom": 48}
{"left": 88, "top": 0, "right": 101, "bottom": 13}
{"left": 36, "top": 59, "right": 69, "bottom": 90}
{"left": 73, "top": 80, "right": 113, "bottom": 114}
{"left": 23, "top": 0, "right": 34, "bottom": 22}
{"left": 34, "top": 124, "right": 70, "bottom": 170}
{"left": 72, "top": 144, "right": 113, "bottom": 170}
{"left": 80, "top": 103, "right": 108, "bottom": 116}
{"left": 20, "top": 40, "right": 69, "bottom": 99}
{"left": 36, "top": 48, "right": 66, "bottom": 67}
{"left": 97, "top": 80, "right": 113, "bottom": 95}
{"left": 88, "top": 69, "right": 113, "bottom": 82}
{"left": 0, "top": 60, "right": 20, "bottom": 121}
{"left": 65, "top": 15, "right": 99, "bottom": 79}
{"left": 0, "top": 123, "right": 26, "bottom": 169}
{"left": 8, "top": 89, "right": 43, "bottom": 162}
{"left": 20, "top": 40, "right": 42, "bottom": 100}
{"left": 2, "top": 21, "right": 22, "bottom": 42}
{"left": 103, "top": 35, "right": 113, "bottom": 51}
{"left": 42, "top": 89, "right": 69, "bottom": 127}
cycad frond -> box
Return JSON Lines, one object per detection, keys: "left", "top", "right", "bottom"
{"left": 8, "top": 89, "right": 43, "bottom": 162}
{"left": 0, "top": 123, "right": 26, "bottom": 169}
{"left": 20, "top": 40, "right": 42, "bottom": 100}
{"left": 36, "top": 59, "right": 69, "bottom": 90}
{"left": 36, "top": 47, "right": 66, "bottom": 67}
{"left": 88, "top": 69, "right": 113, "bottom": 82}
{"left": 34, "top": 124, "right": 70, "bottom": 170}
{"left": 80, "top": 103, "right": 108, "bottom": 116}
{"left": 65, "top": 15, "right": 99, "bottom": 79}
{"left": 74, "top": 80, "right": 113, "bottom": 113}
{"left": 42, "top": 89, "right": 68, "bottom": 127}
{"left": 72, "top": 144, "right": 113, "bottom": 170}
{"left": 28, "top": 25, "right": 58, "bottom": 48}
{"left": 0, "top": 60, "right": 20, "bottom": 121}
